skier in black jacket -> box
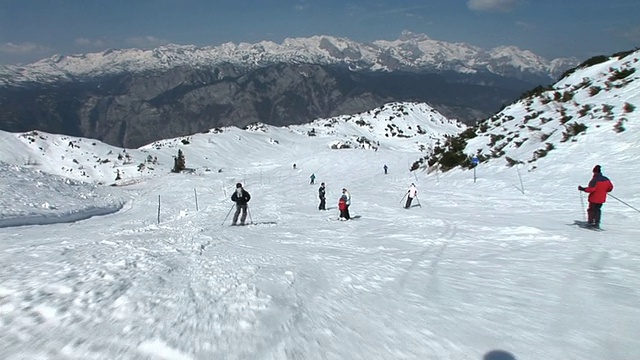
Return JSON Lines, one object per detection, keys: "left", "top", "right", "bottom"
{"left": 318, "top": 182, "right": 326, "bottom": 210}
{"left": 231, "top": 182, "right": 251, "bottom": 225}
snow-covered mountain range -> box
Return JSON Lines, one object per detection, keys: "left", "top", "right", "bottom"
{"left": 1, "top": 47, "right": 637, "bottom": 186}
{"left": 0, "top": 32, "right": 577, "bottom": 86}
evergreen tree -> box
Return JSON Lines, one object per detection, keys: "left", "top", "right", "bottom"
{"left": 172, "top": 149, "right": 186, "bottom": 173}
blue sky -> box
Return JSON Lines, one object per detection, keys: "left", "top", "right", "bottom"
{"left": 0, "top": 0, "right": 638, "bottom": 65}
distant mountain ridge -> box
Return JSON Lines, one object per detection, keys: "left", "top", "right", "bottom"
{"left": 0, "top": 33, "right": 580, "bottom": 148}
{"left": 0, "top": 62, "right": 531, "bottom": 148}
{"left": 0, "top": 32, "right": 577, "bottom": 86}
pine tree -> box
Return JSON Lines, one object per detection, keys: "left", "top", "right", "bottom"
{"left": 172, "top": 149, "right": 186, "bottom": 173}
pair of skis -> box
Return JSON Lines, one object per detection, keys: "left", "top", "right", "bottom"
{"left": 571, "top": 220, "right": 604, "bottom": 231}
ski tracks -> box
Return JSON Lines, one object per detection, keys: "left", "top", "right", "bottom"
{"left": 396, "top": 219, "right": 456, "bottom": 293}
{"left": 188, "top": 227, "right": 330, "bottom": 359}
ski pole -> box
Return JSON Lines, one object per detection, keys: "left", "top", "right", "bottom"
{"left": 399, "top": 192, "right": 408, "bottom": 204}
{"left": 579, "top": 191, "right": 586, "bottom": 221}
{"left": 610, "top": 194, "right": 640, "bottom": 214}
{"left": 415, "top": 195, "right": 422, "bottom": 208}
{"left": 247, "top": 205, "right": 254, "bottom": 224}
{"left": 222, "top": 204, "right": 235, "bottom": 225}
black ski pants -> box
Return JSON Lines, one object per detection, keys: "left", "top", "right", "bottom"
{"left": 587, "top": 202, "right": 603, "bottom": 226}
{"left": 340, "top": 206, "right": 350, "bottom": 220}
{"left": 233, "top": 204, "right": 248, "bottom": 225}
{"left": 405, "top": 196, "right": 413, "bottom": 209}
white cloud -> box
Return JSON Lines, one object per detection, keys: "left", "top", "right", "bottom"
{"left": 74, "top": 38, "right": 107, "bottom": 48}
{"left": 406, "top": 12, "right": 428, "bottom": 22}
{"left": 294, "top": 0, "right": 307, "bottom": 11}
{"left": 467, "top": 0, "right": 517, "bottom": 12}
{"left": 516, "top": 21, "right": 535, "bottom": 31}
{"left": 125, "top": 36, "right": 170, "bottom": 48}
{"left": 0, "top": 42, "right": 49, "bottom": 55}
{"left": 351, "top": 5, "right": 433, "bottom": 21}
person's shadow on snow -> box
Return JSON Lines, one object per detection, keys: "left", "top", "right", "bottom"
{"left": 483, "top": 350, "right": 517, "bottom": 360}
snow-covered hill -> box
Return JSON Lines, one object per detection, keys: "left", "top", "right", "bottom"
{"left": 424, "top": 50, "right": 639, "bottom": 175}
{"left": 0, "top": 102, "right": 464, "bottom": 184}
{"left": 0, "top": 31, "right": 577, "bottom": 86}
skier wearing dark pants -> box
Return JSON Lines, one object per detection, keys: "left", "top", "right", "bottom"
{"left": 578, "top": 165, "right": 613, "bottom": 229}
{"left": 231, "top": 182, "right": 251, "bottom": 225}
{"left": 338, "top": 195, "right": 350, "bottom": 220}
{"left": 338, "top": 188, "right": 351, "bottom": 220}
{"left": 318, "top": 182, "right": 326, "bottom": 210}
{"left": 405, "top": 183, "right": 417, "bottom": 209}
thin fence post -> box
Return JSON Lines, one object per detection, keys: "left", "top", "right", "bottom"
{"left": 516, "top": 166, "right": 525, "bottom": 194}
{"left": 472, "top": 156, "right": 479, "bottom": 183}
{"left": 579, "top": 191, "right": 586, "bottom": 221}
{"left": 194, "top": 188, "right": 199, "bottom": 211}
{"left": 157, "top": 195, "right": 161, "bottom": 224}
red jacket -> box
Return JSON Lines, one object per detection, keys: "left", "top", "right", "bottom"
{"left": 338, "top": 198, "right": 347, "bottom": 211}
{"left": 584, "top": 174, "right": 613, "bottom": 204}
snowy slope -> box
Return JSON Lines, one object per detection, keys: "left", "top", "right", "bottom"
{"left": 463, "top": 50, "right": 639, "bottom": 175}
{"left": 0, "top": 102, "right": 464, "bottom": 184}
{"left": 0, "top": 59, "right": 639, "bottom": 360}
{"left": 0, "top": 163, "right": 124, "bottom": 228}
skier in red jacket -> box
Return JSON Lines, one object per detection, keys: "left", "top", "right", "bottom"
{"left": 578, "top": 165, "right": 613, "bottom": 229}
{"left": 338, "top": 188, "right": 351, "bottom": 220}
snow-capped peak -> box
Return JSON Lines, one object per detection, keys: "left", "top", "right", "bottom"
{"left": 0, "top": 33, "right": 577, "bottom": 86}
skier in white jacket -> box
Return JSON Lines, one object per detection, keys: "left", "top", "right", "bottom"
{"left": 405, "top": 183, "right": 417, "bottom": 209}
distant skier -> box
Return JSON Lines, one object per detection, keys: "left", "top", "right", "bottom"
{"left": 578, "top": 165, "right": 613, "bottom": 229}
{"left": 293, "top": 163, "right": 297, "bottom": 169}
{"left": 383, "top": 164, "right": 388, "bottom": 174}
{"left": 404, "top": 183, "right": 417, "bottom": 209}
{"left": 310, "top": 173, "right": 316, "bottom": 184}
{"left": 338, "top": 188, "right": 351, "bottom": 220}
{"left": 318, "top": 182, "right": 326, "bottom": 210}
{"left": 231, "top": 182, "right": 251, "bottom": 226}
